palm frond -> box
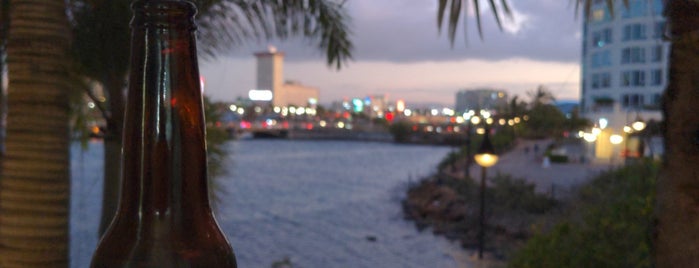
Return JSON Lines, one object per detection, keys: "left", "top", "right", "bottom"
{"left": 437, "top": 0, "right": 513, "bottom": 45}
{"left": 196, "top": 0, "right": 353, "bottom": 70}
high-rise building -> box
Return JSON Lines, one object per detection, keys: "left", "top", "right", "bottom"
{"left": 254, "top": 47, "right": 285, "bottom": 105}
{"left": 455, "top": 88, "right": 508, "bottom": 113}
{"left": 580, "top": 0, "right": 666, "bottom": 129}
{"left": 253, "top": 46, "right": 319, "bottom": 107}
{"left": 580, "top": 0, "right": 666, "bottom": 160}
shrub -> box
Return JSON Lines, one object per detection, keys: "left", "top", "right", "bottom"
{"left": 509, "top": 161, "right": 657, "bottom": 268}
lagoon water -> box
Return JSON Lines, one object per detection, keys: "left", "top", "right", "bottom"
{"left": 71, "top": 139, "right": 470, "bottom": 267}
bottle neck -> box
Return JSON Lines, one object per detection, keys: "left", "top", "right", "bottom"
{"left": 120, "top": 0, "right": 211, "bottom": 219}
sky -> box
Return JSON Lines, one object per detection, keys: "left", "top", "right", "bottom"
{"left": 199, "top": 0, "right": 583, "bottom": 107}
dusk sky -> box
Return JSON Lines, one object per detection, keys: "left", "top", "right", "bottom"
{"left": 199, "top": 0, "right": 583, "bottom": 107}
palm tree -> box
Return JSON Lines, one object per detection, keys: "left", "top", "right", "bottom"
{"left": 651, "top": 1, "right": 699, "bottom": 266}
{"left": 0, "top": 0, "right": 71, "bottom": 267}
{"left": 527, "top": 85, "right": 556, "bottom": 107}
{"left": 437, "top": 0, "right": 699, "bottom": 265}
{"left": 69, "top": 0, "right": 353, "bottom": 236}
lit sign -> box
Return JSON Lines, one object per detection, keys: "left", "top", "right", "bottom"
{"left": 249, "top": 89, "right": 273, "bottom": 101}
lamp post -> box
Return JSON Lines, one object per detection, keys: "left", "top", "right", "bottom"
{"left": 466, "top": 114, "right": 481, "bottom": 169}
{"left": 609, "top": 134, "right": 624, "bottom": 166}
{"left": 473, "top": 127, "right": 498, "bottom": 259}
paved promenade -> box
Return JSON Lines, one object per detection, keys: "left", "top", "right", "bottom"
{"left": 467, "top": 139, "right": 611, "bottom": 198}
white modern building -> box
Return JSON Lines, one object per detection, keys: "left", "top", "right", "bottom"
{"left": 580, "top": 0, "right": 666, "bottom": 159}
{"left": 253, "top": 47, "right": 319, "bottom": 108}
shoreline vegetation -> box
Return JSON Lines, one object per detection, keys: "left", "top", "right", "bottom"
{"left": 401, "top": 143, "right": 657, "bottom": 266}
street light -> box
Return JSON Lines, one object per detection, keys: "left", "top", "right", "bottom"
{"left": 473, "top": 128, "right": 498, "bottom": 259}
{"left": 632, "top": 119, "right": 646, "bottom": 132}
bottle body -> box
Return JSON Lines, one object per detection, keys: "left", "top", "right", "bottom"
{"left": 90, "top": 1, "right": 236, "bottom": 267}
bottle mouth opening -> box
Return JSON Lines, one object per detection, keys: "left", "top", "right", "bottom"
{"left": 131, "top": 0, "right": 197, "bottom": 29}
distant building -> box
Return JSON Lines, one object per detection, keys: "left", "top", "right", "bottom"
{"left": 254, "top": 47, "right": 319, "bottom": 107}
{"left": 454, "top": 88, "right": 508, "bottom": 113}
{"left": 580, "top": 0, "right": 665, "bottom": 129}
{"left": 281, "top": 80, "right": 319, "bottom": 107}
{"left": 580, "top": 0, "right": 666, "bottom": 160}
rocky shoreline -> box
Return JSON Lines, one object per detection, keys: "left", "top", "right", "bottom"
{"left": 401, "top": 171, "right": 558, "bottom": 260}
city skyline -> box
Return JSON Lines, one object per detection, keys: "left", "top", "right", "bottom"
{"left": 199, "top": 0, "right": 583, "bottom": 106}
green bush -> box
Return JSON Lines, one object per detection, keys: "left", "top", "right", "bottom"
{"left": 509, "top": 162, "right": 657, "bottom": 268}
{"left": 489, "top": 174, "right": 557, "bottom": 214}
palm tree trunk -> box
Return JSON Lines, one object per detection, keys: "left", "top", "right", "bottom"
{"left": 0, "top": 1, "right": 71, "bottom": 267}
{"left": 656, "top": 1, "right": 699, "bottom": 266}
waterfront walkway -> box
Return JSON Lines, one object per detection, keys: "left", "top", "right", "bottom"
{"left": 467, "top": 139, "right": 611, "bottom": 199}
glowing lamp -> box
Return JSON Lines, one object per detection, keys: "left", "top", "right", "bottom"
{"left": 632, "top": 120, "right": 646, "bottom": 131}
{"left": 609, "top": 134, "right": 624, "bottom": 145}
{"left": 474, "top": 130, "right": 499, "bottom": 168}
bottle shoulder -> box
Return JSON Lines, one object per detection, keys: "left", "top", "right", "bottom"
{"left": 91, "top": 216, "right": 236, "bottom": 267}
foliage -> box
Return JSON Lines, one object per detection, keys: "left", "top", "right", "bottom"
{"left": 520, "top": 104, "right": 567, "bottom": 138}
{"left": 436, "top": 0, "right": 512, "bottom": 42}
{"left": 489, "top": 174, "right": 557, "bottom": 214}
{"left": 509, "top": 161, "right": 657, "bottom": 268}
{"left": 527, "top": 85, "right": 556, "bottom": 107}
{"left": 204, "top": 96, "right": 231, "bottom": 180}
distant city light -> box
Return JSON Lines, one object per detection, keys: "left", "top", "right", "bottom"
{"left": 273, "top": 106, "right": 281, "bottom": 113}
{"left": 254, "top": 106, "right": 262, "bottom": 113}
{"left": 485, "top": 118, "right": 494, "bottom": 125}
{"left": 87, "top": 102, "right": 95, "bottom": 109}
{"left": 396, "top": 99, "right": 405, "bottom": 112}
{"left": 229, "top": 104, "right": 237, "bottom": 111}
{"left": 514, "top": 117, "right": 521, "bottom": 124}
{"left": 470, "top": 116, "right": 481, "bottom": 125}
{"left": 319, "top": 120, "right": 327, "bottom": 127}
{"left": 337, "top": 121, "right": 345, "bottom": 128}
{"left": 598, "top": 118, "right": 608, "bottom": 129}
{"left": 498, "top": 119, "right": 506, "bottom": 125}
{"left": 476, "top": 128, "right": 486, "bottom": 135}
{"left": 430, "top": 109, "right": 439, "bottom": 116}
{"left": 236, "top": 108, "right": 244, "bottom": 115}
{"left": 352, "top": 98, "right": 364, "bottom": 113}
{"left": 442, "top": 108, "right": 454, "bottom": 116}
{"left": 404, "top": 109, "right": 412, "bottom": 116}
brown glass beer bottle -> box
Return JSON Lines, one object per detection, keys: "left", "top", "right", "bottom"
{"left": 90, "top": 1, "right": 237, "bottom": 267}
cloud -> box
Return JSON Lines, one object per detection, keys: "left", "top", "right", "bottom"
{"left": 220, "top": 0, "right": 581, "bottom": 65}
{"left": 201, "top": 1, "right": 584, "bottom": 105}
